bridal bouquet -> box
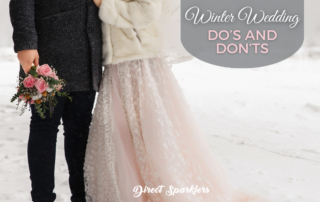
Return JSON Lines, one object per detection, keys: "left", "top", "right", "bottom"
{"left": 11, "top": 64, "right": 71, "bottom": 119}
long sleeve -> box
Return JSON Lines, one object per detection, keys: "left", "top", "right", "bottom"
{"left": 99, "top": 0, "right": 162, "bottom": 30}
{"left": 9, "top": 0, "right": 38, "bottom": 53}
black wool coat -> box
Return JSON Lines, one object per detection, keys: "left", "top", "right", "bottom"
{"left": 9, "top": 0, "right": 103, "bottom": 92}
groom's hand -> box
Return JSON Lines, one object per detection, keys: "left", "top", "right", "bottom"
{"left": 17, "top": 50, "right": 39, "bottom": 74}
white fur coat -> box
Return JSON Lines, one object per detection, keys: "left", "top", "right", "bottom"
{"left": 99, "top": 0, "right": 162, "bottom": 65}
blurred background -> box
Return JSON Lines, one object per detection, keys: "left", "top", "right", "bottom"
{"left": 0, "top": 1, "right": 319, "bottom": 202}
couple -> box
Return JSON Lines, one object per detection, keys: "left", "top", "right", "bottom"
{"left": 10, "top": 0, "right": 269, "bottom": 202}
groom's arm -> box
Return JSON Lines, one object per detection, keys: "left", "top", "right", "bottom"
{"left": 9, "top": 0, "right": 39, "bottom": 73}
{"left": 9, "top": 0, "right": 38, "bottom": 52}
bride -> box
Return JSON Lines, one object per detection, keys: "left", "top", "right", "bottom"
{"left": 84, "top": 0, "right": 270, "bottom": 201}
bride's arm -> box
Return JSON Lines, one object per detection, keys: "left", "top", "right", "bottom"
{"left": 93, "top": 0, "right": 102, "bottom": 7}
{"left": 99, "top": 0, "right": 162, "bottom": 30}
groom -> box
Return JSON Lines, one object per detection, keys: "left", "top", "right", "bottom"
{"left": 9, "top": 0, "right": 102, "bottom": 201}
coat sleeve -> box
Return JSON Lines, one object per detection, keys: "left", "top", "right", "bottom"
{"left": 99, "top": 0, "right": 162, "bottom": 30}
{"left": 9, "top": 0, "right": 38, "bottom": 53}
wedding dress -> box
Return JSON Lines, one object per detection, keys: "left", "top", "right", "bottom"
{"left": 84, "top": 0, "right": 270, "bottom": 200}
{"left": 84, "top": 58, "right": 269, "bottom": 202}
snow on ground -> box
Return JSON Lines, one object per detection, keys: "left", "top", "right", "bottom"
{"left": 0, "top": 47, "right": 319, "bottom": 202}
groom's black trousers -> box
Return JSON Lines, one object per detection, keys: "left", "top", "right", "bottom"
{"left": 28, "top": 91, "right": 96, "bottom": 202}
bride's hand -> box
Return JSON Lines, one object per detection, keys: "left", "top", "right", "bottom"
{"left": 93, "top": 0, "right": 102, "bottom": 7}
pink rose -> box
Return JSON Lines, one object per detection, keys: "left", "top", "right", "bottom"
{"left": 53, "top": 74, "right": 59, "bottom": 80}
{"left": 29, "top": 99, "right": 35, "bottom": 104}
{"left": 51, "top": 72, "right": 59, "bottom": 80}
{"left": 55, "top": 84, "right": 62, "bottom": 91}
{"left": 19, "top": 94, "right": 26, "bottom": 101}
{"left": 23, "top": 75, "right": 36, "bottom": 88}
{"left": 34, "top": 78, "right": 48, "bottom": 93}
{"left": 36, "top": 64, "right": 53, "bottom": 77}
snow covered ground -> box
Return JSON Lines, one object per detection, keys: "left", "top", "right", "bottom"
{"left": 0, "top": 47, "right": 319, "bottom": 202}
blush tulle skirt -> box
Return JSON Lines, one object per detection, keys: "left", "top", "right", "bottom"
{"left": 84, "top": 58, "right": 270, "bottom": 202}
